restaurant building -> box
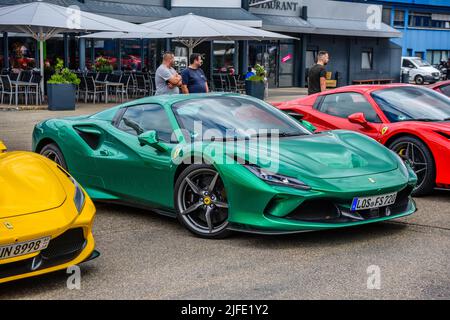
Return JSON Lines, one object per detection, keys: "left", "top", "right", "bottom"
{"left": 338, "top": 0, "right": 450, "bottom": 66}
{"left": 0, "top": 0, "right": 403, "bottom": 88}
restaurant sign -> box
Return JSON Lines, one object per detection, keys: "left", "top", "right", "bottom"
{"left": 249, "top": 0, "right": 303, "bottom": 16}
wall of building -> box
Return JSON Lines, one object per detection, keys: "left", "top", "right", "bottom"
{"left": 306, "top": 35, "right": 402, "bottom": 85}
{"left": 335, "top": 0, "right": 450, "bottom": 62}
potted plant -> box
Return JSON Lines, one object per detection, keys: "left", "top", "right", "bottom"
{"left": 245, "top": 64, "right": 266, "bottom": 100}
{"left": 47, "top": 58, "right": 80, "bottom": 110}
{"left": 94, "top": 56, "right": 114, "bottom": 73}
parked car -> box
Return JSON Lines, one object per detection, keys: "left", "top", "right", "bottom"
{"left": 274, "top": 84, "right": 450, "bottom": 196}
{"left": 429, "top": 80, "right": 450, "bottom": 98}
{"left": 33, "top": 93, "right": 417, "bottom": 238}
{"left": 0, "top": 140, "right": 98, "bottom": 284}
{"left": 401, "top": 56, "right": 441, "bottom": 85}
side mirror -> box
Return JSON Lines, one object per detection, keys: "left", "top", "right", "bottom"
{"left": 138, "top": 130, "right": 168, "bottom": 152}
{"left": 0, "top": 140, "right": 7, "bottom": 153}
{"left": 348, "top": 113, "right": 374, "bottom": 130}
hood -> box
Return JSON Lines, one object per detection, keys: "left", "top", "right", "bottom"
{"left": 230, "top": 131, "right": 398, "bottom": 180}
{"left": 0, "top": 152, "right": 66, "bottom": 219}
{"left": 419, "top": 66, "right": 440, "bottom": 73}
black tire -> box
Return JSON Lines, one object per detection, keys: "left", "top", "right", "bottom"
{"left": 415, "top": 75, "right": 425, "bottom": 85}
{"left": 39, "top": 143, "right": 68, "bottom": 170}
{"left": 388, "top": 136, "right": 435, "bottom": 196}
{"left": 174, "top": 164, "right": 232, "bottom": 239}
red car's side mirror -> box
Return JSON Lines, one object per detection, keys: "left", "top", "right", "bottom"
{"left": 348, "top": 113, "right": 374, "bottom": 130}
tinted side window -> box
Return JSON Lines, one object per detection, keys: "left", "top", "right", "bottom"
{"left": 117, "top": 104, "right": 173, "bottom": 142}
{"left": 402, "top": 59, "right": 415, "bottom": 68}
{"left": 440, "top": 84, "right": 450, "bottom": 98}
{"left": 319, "top": 93, "right": 381, "bottom": 123}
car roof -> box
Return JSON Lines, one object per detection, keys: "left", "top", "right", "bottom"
{"left": 319, "top": 83, "right": 416, "bottom": 95}
{"left": 428, "top": 80, "right": 450, "bottom": 89}
{"left": 120, "top": 92, "right": 243, "bottom": 108}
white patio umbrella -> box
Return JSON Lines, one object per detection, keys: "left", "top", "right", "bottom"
{"left": 86, "top": 13, "right": 296, "bottom": 56}
{"left": 0, "top": 1, "right": 163, "bottom": 96}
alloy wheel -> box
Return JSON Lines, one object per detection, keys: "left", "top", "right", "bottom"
{"left": 393, "top": 142, "right": 428, "bottom": 191}
{"left": 177, "top": 168, "right": 229, "bottom": 235}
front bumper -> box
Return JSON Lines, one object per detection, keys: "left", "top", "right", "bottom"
{"left": 0, "top": 197, "right": 97, "bottom": 284}
{"left": 220, "top": 164, "right": 417, "bottom": 234}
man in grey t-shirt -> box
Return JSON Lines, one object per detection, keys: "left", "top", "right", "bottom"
{"left": 155, "top": 52, "right": 182, "bottom": 95}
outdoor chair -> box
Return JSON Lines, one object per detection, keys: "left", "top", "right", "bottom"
{"left": 76, "top": 76, "right": 87, "bottom": 102}
{"left": 118, "top": 74, "right": 131, "bottom": 100}
{"left": 27, "top": 73, "right": 43, "bottom": 105}
{"left": 135, "top": 74, "right": 148, "bottom": 97}
{"left": 96, "top": 72, "right": 108, "bottom": 82}
{"left": 0, "top": 75, "right": 27, "bottom": 105}
{"left": 85, "top": 76, "right": 106, "bottom": 104}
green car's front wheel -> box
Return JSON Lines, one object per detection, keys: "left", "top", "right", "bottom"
{"left": 175, "top": 165, "right": 231, "bottom": 239}
{"left": 40, "top": 143, "right": 68, "bottom": 170}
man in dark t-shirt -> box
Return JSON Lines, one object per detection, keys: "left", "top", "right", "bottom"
{"left": 308, "top": 51, "right": 330, "bottom": 95}
{"left": 181, "top": 53, "right": 209, "bottom": 94}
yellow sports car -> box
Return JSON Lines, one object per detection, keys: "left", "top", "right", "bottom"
{"left": 0, "top": 140, "right": 98, "bottom": 284}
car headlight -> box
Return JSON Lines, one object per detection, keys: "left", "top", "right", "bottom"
{"left": 244, "top": 165, "right": 311, "bottom": 190}
{"left": 71, "top": 177, "right": 86, "bottom": 214}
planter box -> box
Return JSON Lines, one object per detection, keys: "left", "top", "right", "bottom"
{"left": 47, "top": 83, "right": 76, "bottom": 111}
{"left": 245, "top": 80, "right": 265, "bottom": 101}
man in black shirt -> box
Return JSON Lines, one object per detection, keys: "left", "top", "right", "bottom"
{"left": 308, "top": 51, "right": 330, "bottom": 95}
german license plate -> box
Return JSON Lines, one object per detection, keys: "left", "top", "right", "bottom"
{"left": 0, "top": 237, "right": 50, "bottom": 260}
{"left": 351, "top": 193, "right": 397, "bottom": 211}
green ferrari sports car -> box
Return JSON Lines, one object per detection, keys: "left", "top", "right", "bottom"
{"left": 33, "top": 93, "right": 417, "bottom": 238}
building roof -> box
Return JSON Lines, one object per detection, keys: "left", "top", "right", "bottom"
{"left": 170, "top": 7, "right": 262, "bottom": 27}
{"left": 256, "top": 14, "right": 314, "bottom": 34}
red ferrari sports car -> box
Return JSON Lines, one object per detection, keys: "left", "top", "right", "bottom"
{"left": 274, "top": 84, "right": 450, "bottom": 195}
{"left": 429, "top": 80, "right": 450, "bottom": 98}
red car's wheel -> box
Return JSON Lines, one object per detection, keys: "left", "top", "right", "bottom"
{"left": 389, "top": 136, "right": 436, "bottom": 196}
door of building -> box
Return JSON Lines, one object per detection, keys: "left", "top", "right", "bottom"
{"left": 249, "top": 42, "right": 279, "bottom": 88}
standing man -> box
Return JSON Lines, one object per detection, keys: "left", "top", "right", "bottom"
{"left": 155, "top": 52, "right": 182, "bottom": 96}
{"left": 181, "top": 53, "right": 209, "bottom": 94}
{"left": 308, "top": 51, "right": 330, "bottom": 95}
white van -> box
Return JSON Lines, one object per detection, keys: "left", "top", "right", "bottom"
{"left": 401, "top": 57, "right": 441, "bottom": 85}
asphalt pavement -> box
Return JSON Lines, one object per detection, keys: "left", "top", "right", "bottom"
{"left": 0, "top": 92, "right": 449, "bottom": 300}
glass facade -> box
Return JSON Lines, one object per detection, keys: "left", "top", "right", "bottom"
{"left": 8, "top": 36, "right": 37, "bottom": 71}
{"left": 213, "top": 41, "right": 236, "bottom": 74}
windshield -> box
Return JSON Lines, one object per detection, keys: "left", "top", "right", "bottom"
{"left": 372, "top": 87, "right": 450, "bottom": 122}
{"left": 172, "top": 96, "right": 310, "bottom": 140}
{"left": 413, "top": 59, "right": 431, "bottom": 67}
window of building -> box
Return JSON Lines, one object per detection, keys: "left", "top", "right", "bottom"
{"left": 393, "top": 10, "right": 405, "bottom": 27}
{"left": 213, "top": 41, "right": 235, "bottom": 75}
{"left": 406, "top": 48, "right": 413, "bottom": 56}
{"left": 8, "top": 37, "right": 37, "bottom": 71}
{"left": 117, "top": 104, "right": 173, "bottom": 143}
{"left": 361, "top": 49, "right": 373, "bottom": 70}
{"left": 408, "top": 12, "right": 450, "bottom": 30}
{"left": 318, "top": 93, "right": 381, "bottom": 123}
{"left": 382, "top": 8, "right": 392, "bottom": 25}
{"left": 426, "top": 50, "right": 450, "bottom": 66}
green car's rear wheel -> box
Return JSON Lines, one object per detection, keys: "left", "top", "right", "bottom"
{"left": 40, "top": 143, "right": 68, "bottom": 170}
{"left": 175, "top": 165, "right": 231, "bottom": 239}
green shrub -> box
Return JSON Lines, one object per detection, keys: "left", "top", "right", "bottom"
{"left": 47, "top": 58, "right": 80, "bottom": 85}
{"left": 247, "top": 64, "right": 266, "bottom": 83}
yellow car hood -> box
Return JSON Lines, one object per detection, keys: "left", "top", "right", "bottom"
{"left": 0, "top": 152, "right": 66, "bottom": 218}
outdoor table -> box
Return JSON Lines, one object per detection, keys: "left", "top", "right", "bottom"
{"left": 96, "top": 81, "right": 124, "bottom": 103}
{"left": 10, "top": 81, "right": 39, "bottom": 107}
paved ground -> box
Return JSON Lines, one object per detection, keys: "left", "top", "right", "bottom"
{"left": 0, "top": 90, "right": 449, "bottom": 300}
